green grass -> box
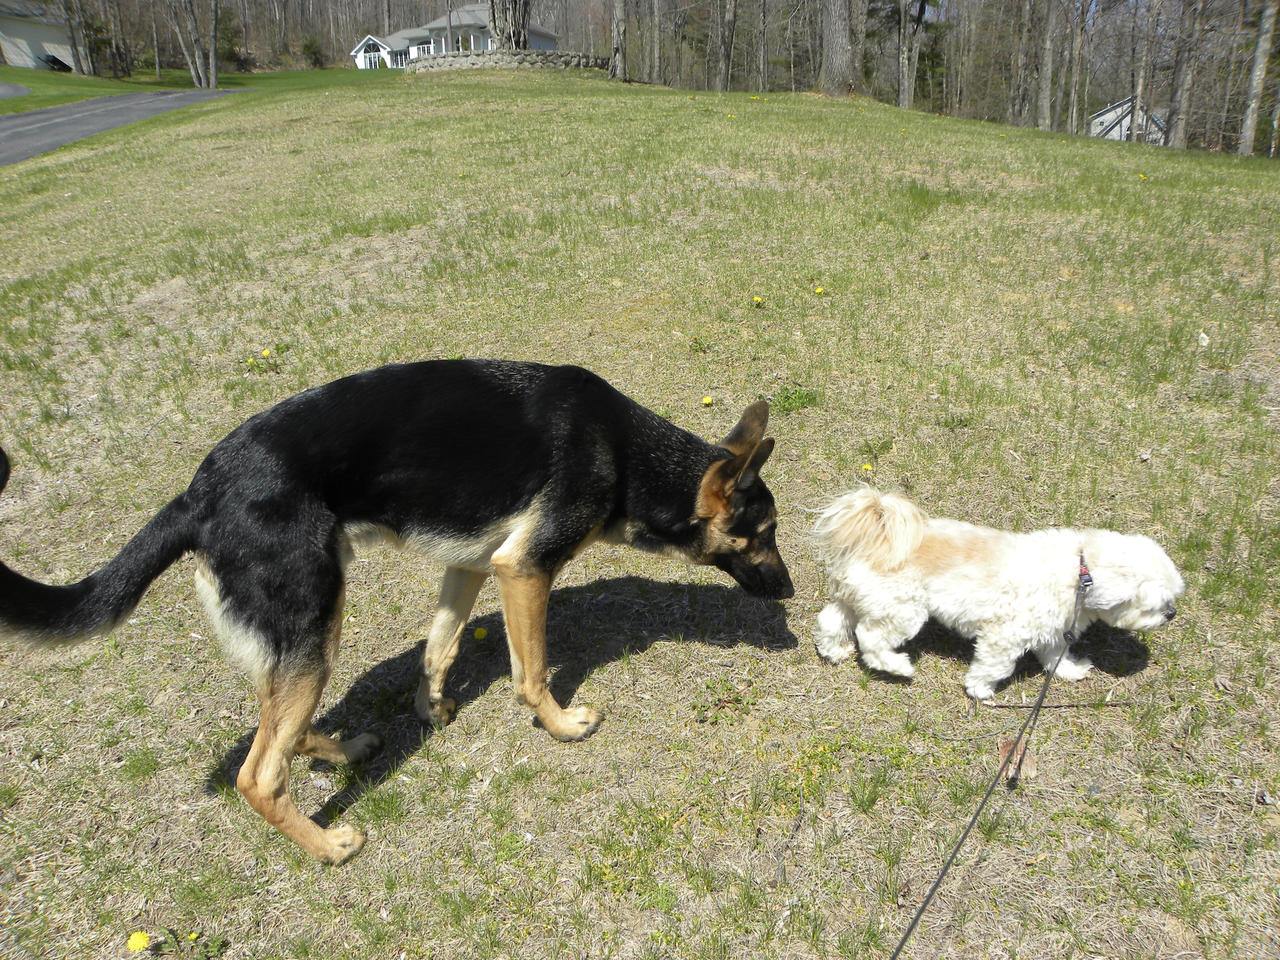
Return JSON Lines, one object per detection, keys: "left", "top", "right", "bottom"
{"left": 0, "top": 63, "right": 390, "bottom": 115}
{"left": 0, "top": 67, "right": 1278, "bottom": 960}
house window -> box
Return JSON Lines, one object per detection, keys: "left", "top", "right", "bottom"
{"left": 394, "top": 51, "right": 406, "bottom": 67}
{"left": 364, "top": 53, "right": 382, "bottom": 69}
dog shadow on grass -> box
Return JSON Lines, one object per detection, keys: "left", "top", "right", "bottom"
{"left": 202, "top": 575, "right": 795, "bottom": 825}
{"left": 891, "top": 619, "right": 1150, "bottom": 690}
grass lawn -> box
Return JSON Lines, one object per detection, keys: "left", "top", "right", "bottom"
{"left": 0, "top": 65, "right": 385, "bottom": 115}
{"left": 0, "top": 67, "right": 1277, "bottom": 959}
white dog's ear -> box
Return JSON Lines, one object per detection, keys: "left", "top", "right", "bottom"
{"left": 1082, "top": 573, "right": 1132, "bottom": 611}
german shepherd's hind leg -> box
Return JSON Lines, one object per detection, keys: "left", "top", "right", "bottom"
{"left": 414, "top": 565, "right": 488, "bottom": 727}
{"left": 493, "top": 563, "right": 601, "bottom": 742}
{"left": 237, "top": 665, "right": 368, "bottom": 864}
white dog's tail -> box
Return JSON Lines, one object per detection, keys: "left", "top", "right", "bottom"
{"left": 812, "top": 488, "right": 927, "bottom": 574}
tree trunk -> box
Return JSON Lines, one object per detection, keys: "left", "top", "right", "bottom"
{"left": 61, "top": 0, "right": 87, "bottom": 74}
{"left": 850, "top": 0, "right": 867, "bottom": 94}
{"left": 165, "top": 0, "right": 210, "bottom": 87}
{"left": 1007, "top": 0, "right": 1032, "bottom": 124}
{"left": 1165, "top": 0, "right": 1203, "bottom": 148}
{"left": 1128, "top": 0, "right": 1164, "bottom": 142}
{"left": 490, "top": 0, "right": 532, "bottom": 50}
{"left": 1067, "top": 0, "right": 1089, "bottom": 134}
{"left": 818, "top": 0, "right": 852, "bottom": 96}
{"left": 207, "top": 0, "right": 218, "bottom": 87}
{"left": 1036, "top": 0, "right": 1057, "bottom": 130}
{"left": 609, "top": 0, "right": 626, "bottom": 79}
{"left": 151, "top": 0, "right": 160, "bottom": 77}
{"left": 897, "top": 0, "right": 924, "bottom": 110}
{"left": 654, "top": 0, "right": 662, "bottom": 83}
{"left": 1238, "top": 0, "right": 1279, "bottom": 155}
{"left": 713, "top": 0, "right": 738, "bottom": 91}
{"left": 1269, "top": 81, "right": 1280, "bottom": 156}
{"left": 757, "top": 0, "right": 766, "bottom": 93}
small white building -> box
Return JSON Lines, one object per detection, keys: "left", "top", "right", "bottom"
{"left": 0, "top": 0, "right": 88, "bottom": 71}
{"left": 1089, "top": 97, "right": 1167, "bottom": 145}
{"left": 350, "top": 4, "right": 557, "bottom": 69}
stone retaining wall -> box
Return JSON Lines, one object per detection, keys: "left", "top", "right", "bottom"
{"left": 407, "top": 50, "right": 608, "bottom": 74}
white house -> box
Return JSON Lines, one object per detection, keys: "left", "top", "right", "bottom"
{"left": 350, "top": 4, "right": 557, "bottom": 69}
{"left": 0, "top": 0, "right": 87, "bottom": 71}
{"left": 1089, "top": 97, "right": 1168, "bottom": 145}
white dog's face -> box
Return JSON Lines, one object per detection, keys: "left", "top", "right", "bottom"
{"left": 1083, "top": 532, "right": 1185, "bottom": 632}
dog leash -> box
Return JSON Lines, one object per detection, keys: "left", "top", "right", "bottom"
{"left": 887, "top": 556, "right": 1092, "bottom": 959}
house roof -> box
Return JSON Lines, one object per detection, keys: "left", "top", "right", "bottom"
{"left": 0, "top": 0, "right": 65, "bottom": 26}
{"left": 350, "top": 4, "right": 558, "bottom": 57}
{"left": 1090, "top": 96, "right": 1166, "bottom": 139}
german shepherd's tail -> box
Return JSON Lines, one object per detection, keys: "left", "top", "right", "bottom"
{"left": 811, "top": 487, "right": 927, "bottom": 575}
{"left": 0, "top": 447, "right": 197, "bottom": 646}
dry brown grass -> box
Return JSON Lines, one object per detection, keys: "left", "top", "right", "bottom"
{"left": 0, "top": 69, "right": 1277, "bottom": 959}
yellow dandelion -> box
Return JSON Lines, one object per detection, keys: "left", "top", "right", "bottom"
{"left": 188, "top": 933, "right": 199, "bottom": 941}
{"left": 814, "top": 286, "right": 824, "bottom": 295}
{"left": 701, "top": 395, "right": 714, "bottom": 406}
{"left": 474, "top": 627, "right": 488, "bottom": 640}
{"left": 262, "top": 348, "right": 271, "bottom": 357}
{"left": 862, "top": 464, "right": 873, "bottom": 471}
{"left": 247, "top": 357, "right": 255, "bottom": 364}
{"left": 127, "top": 931, "right": 150, "bottom": 952}
{"left": 752, "top": 296, "right": 763, "bottom": 304}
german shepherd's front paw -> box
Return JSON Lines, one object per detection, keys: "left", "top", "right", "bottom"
{"left": 414, "top": 688, "right": 456, "bottom": 728}
{"left": 545, "top": 705, "right": 602, "bottom": 742}
{"left": 319, "top": 824, "right": 367, "bottom": 865}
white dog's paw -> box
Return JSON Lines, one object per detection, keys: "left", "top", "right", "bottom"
{"left": 964, "top": 678, "right": 997, "bottom": 701}
{"left": 1052, "top": 656, "right": 1094, "bottom": 682}
{"left": 814, "top": 606, "right": 856, "bottom": 664}
{"left": 815, "top": 634, "right": 856, "bottom": 664}
{"left": 862, "top": 649, "right": 915, "bottom": 678}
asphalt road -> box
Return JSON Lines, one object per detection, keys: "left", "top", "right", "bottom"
{"left": 0, "top": 89, "right": 231, "bottom": 166}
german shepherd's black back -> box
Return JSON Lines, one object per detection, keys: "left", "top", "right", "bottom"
{"left": 0, "top": 359, "right": 792, "bottom": 863}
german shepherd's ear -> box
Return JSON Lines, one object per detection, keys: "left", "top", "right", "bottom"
{"left": 696, "top": 437, "right": 775, "bottom": 518}
{"left": 719, "top": 401, "right": 770, "bottom": 456}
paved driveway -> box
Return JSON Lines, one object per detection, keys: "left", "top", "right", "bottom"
{"left": 0, "top": 82, "right": 32, "bottom": 98}
{"left": 0, "top": 89, "right": 231, "bottom": 166}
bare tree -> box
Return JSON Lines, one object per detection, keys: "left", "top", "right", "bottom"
{"left": 712, "top": 0, "right": 738, "bottom": 91}
{"left": 818, "top": 0, "right": 853, "bottom": 95}
{"left": 1008, "top": 0, "right": 1033, "bottom": 123}
{"left": 1164, "top": 0, "right": 1204, "bottom": 147}
{"left": 1125, "top": 0, "right": 1164, "bottom": 142}
{"left": 1036, "top": 0, "right": 1059, "bottom": 130}
{"left": 1238, "top": 0, "right": 1279, "bottom": 154}
{"left": 59, "top": 0, "right": 88, "bottom": 73}
{"left": 164, "top": 0, "right": 218, "bottom": 87}
{"left": 898, "top": 0, "right": 926, "bottom": 108}
{"left": 850, "top": 0, "right": 867, "bottom": 93}
{"left": 1066, "top": 0, "right": 1093, "bottom": 134}
{"left": 490, "top": 0, "right": 532, "bottom": 48}
{"left": 609, "top": 0, "right": 625, "bottom": 78}
{"left": 1271, "top": 79, "right": 1280, "bottom": 155}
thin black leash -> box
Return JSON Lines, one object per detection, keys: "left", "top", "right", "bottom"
{"left": 887, "top": 558, "right": 1093, "bottom": 960}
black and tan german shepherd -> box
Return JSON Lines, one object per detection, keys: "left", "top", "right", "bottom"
{"left": 0, "top": 359, "right": 792, "bottom": 863}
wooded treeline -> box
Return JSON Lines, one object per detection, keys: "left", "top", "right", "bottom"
{"left": 50, "top": 0, "right": 1280, "bottom": 154}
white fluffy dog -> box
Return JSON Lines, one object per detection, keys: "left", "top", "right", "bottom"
{"left": 811, "top": 488, "right": 1184, "bottom": 700}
